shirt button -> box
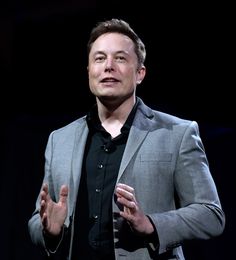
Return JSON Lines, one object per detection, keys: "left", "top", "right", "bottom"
{"left": 92, "top": 240, "right": 98, "bottom": 247}
{"left": 98, "top": 164, "right": 103, "bottom": 169}
{"left": 93, "top": 215, "right": 98, "bottom": 220}
{"left": 95, "top": 188, "right": 101, "bottom": 193}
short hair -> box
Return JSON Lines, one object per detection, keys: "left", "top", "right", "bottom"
{"left": 87, "top": 18, "right": 146, "bottom": 68}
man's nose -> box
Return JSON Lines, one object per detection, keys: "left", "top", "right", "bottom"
{"left": 104, "top": 58, "right": 114, "bottom": 72}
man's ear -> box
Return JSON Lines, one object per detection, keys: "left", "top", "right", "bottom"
{"left": 137, "top": 66, "right": 146, "bottom": 84}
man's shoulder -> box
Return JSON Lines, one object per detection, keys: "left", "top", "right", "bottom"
{"left": 51, "top": 116, "right": 87, "bottom": 136}
{"left": 137, "top": 98, "right": 193, "bottom": 125}
{"left": 153, "top": 110, "right": 192, "bottom": 125}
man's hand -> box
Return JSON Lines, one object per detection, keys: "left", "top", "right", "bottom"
{"left": 115, "top": 183, "right": 154, "bottom": 236}
{"left": 40, "top": 183, "right": 68, "bottom": 236}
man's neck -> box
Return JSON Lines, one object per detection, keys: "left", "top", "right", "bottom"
{"left": 97, "top": 96, "right": 135, "bottom": 138}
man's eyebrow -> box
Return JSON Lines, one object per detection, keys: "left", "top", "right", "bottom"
{"left": 92, "top": 50, "right": 129, "bottom": 56}
{"left": 92, "top": 51, "right": 105, "bottom": 56}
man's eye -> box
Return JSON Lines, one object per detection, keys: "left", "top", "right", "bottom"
{"left": 116, "top": 56, "right": 126, "bottom": 62}
{"left": 95, "top": 56, "right": 105, "bottom": 62}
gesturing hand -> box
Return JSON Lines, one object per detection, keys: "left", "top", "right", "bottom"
{"left": 40, "top": 183, "right": 68, "bottom": 236}
{"left": 115, "top": 183, "right": 154, "bottom": 236}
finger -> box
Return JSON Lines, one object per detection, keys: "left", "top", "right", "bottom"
{"left": 42, "top": 183, "right": 49, "bottom": 194}
{"left": 40, "top": 183, "right": 50, "bottom": 204}
{"left": 124, "top": 205, "right": 132, "bottom": 215}
{"left": 41, "top": 212, "right": 48, "bottom": 229}
{"left": 120, "top": 210, "right": 132, "bottom": 220}
{"left": 116, "top": 183, "right": 134, "bottom": 193}
{"left": 40, "top": 190, "right": 46, "bottom": 202}
{"left": 117, "top": 196, "right": 136, "bottom": 210}
{"left": 40, "top": 183, "right": 48, "bottom": 201}
{"left": 116, "top": 187, "right": 135, "bottom": 202}
{"left": 59, "top": 185, "right": 69, "bottom": 204}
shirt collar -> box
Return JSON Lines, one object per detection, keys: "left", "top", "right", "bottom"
{"left": 86, "top": 98, "right": 140, "bottom": 133}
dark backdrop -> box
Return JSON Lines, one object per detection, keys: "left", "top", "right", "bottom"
{"left": 1, "top": 1, "right": 235, "bottom": 259}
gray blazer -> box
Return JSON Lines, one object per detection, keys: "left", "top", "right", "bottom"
{"left": 28, "top": 98, "right": 225, "bottom": 260}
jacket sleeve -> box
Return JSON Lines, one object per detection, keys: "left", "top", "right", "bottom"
{"left": 148, "top": 121, "right": 225, "bottom": 255}
{"left": 28, "top": 131, "right": 66, "bottom": 256}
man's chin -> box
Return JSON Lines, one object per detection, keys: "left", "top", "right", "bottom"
{"left": 97, "top": 95, "right": 122, "bottom": 107}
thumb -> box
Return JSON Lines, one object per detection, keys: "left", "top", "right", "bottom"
{"left": 59, "top": 185, "right": 69, "bottom": 204}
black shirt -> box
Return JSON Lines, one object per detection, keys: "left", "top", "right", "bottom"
{"left": 71, "top": 100, "right": 139, "bottom": 260}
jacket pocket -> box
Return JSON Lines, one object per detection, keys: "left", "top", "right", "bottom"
{"left": 140, "top": 152, "right": 172, "bottom": 162}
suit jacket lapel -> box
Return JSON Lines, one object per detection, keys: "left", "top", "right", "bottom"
{"left": 69, "top": 118, "right": 89, "bottom": 218}
{"left": 72, "top": 119, "right": 88, "bottom": 189}
{"left": 117, "top": 99, "right": 154, "bottom": 181}
{"left": 117, "top": 126, "right": 148, "bottom": 181}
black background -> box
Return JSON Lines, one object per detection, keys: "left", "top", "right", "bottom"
{"left": 1, "top": 1, "right": 235, "bottom": 259}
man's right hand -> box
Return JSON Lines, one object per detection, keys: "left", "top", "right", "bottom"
{"left": 40, "top": 183, "right": 68, "bottom": 236}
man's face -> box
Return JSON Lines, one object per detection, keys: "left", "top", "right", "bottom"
{"left": 88, "top": 32, "right": 145, "bottom": 104}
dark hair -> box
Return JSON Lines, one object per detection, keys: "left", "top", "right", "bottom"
{"left": 87, "top": 18, "right": 146, "bottom": 68}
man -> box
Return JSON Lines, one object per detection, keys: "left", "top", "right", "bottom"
{"left": 28, "top": 18, "right": 225, "bottom": 260}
